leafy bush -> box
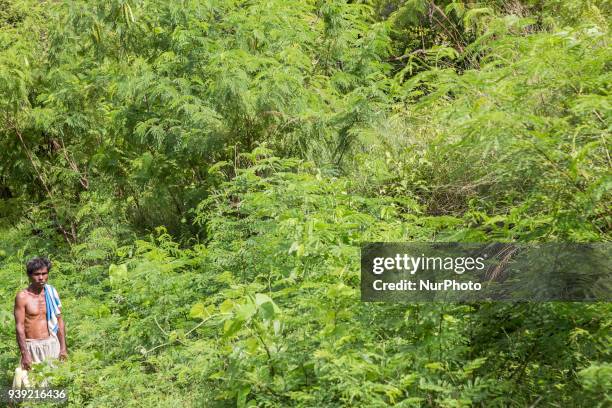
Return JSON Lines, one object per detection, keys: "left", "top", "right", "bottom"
{"left": 0, "top": 0, "right": 610, "bottom": 406}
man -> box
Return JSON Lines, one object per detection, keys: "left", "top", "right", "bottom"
{"left": 13, "top": 257, "right": 67, "bottom": 380}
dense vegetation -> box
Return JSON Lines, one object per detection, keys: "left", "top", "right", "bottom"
{"left": 0, "top": 0, "right": 610, "bottom": 406}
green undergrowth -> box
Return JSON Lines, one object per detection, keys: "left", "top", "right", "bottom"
{"left": 1, "top": 151, "right": 610, "bottom": 407}
{"left": 0, "top": 0, "right": 610, "bottom": 406}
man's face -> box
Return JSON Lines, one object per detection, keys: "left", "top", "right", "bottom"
{"left": 28, "top": 268, "right": 49, "bottom": 288}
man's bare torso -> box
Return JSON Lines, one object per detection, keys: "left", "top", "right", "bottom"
{"left": 17, "top": 289, "right": 49, "bottom": 340}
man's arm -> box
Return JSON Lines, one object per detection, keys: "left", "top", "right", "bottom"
{"left": 57, "top": 314, "right": 67, "bottom": 360}
{"left": 14, "top": 293, "right": 32, "bottom": 370}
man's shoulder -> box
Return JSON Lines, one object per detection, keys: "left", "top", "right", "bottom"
{"left": 16, "top": 289, "right": 29, "bottom": 297}
{"left": 15, "top": 289, "right": 29, "bottom": 304}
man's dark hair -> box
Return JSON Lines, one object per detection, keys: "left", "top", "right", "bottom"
{"left": 26, "top": 257, "right": 52, "bottom": 275}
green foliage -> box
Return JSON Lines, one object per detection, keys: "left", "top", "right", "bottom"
{"left": 0, "top": 0, "right": 610, "bottom": 407}
{"left": 1, "top": 0, "right": 396, "bottom": 239}
{"left": 378, "top": 11, "right": 611, "bottom": 241}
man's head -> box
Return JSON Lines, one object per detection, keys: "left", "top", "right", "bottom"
{"left": 26, "top": 257, "right": 52, "bottom": 288}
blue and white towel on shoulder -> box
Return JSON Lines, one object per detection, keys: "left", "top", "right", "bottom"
{"left": 44, "top": 284, "right": 62, "bottom": 336}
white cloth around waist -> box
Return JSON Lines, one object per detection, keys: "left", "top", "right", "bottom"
{"left": 25, "top": 334, "right": 60, "bottom": 363}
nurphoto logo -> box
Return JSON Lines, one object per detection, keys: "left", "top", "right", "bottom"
{"left": 361, "top": 243, "right": 611, "bottom": 302}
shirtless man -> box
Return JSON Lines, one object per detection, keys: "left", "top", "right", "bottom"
{"left": 14, "top": 257, "right": 67, "bottom": 371}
